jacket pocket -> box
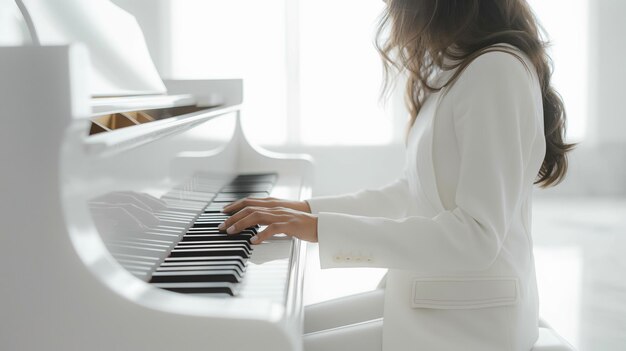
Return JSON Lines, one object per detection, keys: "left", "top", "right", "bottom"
{"left": 411, "top": 277, "right": 519, "bottom": 309}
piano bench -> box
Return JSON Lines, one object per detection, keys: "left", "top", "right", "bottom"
{"left": 531, "top": 327, "right": 576, "bottom": 351}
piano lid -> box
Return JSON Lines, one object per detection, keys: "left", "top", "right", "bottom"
{"left": 17, "top": 0, "right": 167, "bottom": 97}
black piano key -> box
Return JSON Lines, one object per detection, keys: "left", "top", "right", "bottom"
{"left": 187, "top": 226, "right": 228, "bottom": 231}
{"left": 160, "top": 261, "right": 244, "bottom": 271}
{"left": 234, "top": 175, "right": 277, "bottom": 183}
{"left": 186, "top": 228, "right": 257, "bottom": 235}
{"left": 175, "top": 243, "right": 251, "bottom": 256}
{"left": 184, "top": 232, "right": 227, "bottom": 237}
{"left": 194, "top": 220, "right": 228, "bottom": 224}
{"left": 161, "top": 265, "right": 244, "bottom": 275}
{"left": 181, "top": 234, "right": 254, "bottom": 242}
{"left": 175, "top": 241, "right": 251, "bottom": 251}
{"left": 177, "top": 240, "right": 251, "bottom": 248}
{"left": 174, "top": 241, "right": 252, "bottom": 255}
{"left": 189, "top": 225, "right": 258, "bottom": 232}
{"left": 150, "top": 270, "right": 241, "bottom": 283}
{"left": 192, "top": 222, "right": 225, "bottom": 227}
{"left": 191, "top": 222, "right": 221, "bottom": 228}
{"left": 191, "top": 218, "right": 259, "bottom": 230}
{"left": 197, "top": 216, "right": 230, "bottom": 220}
{"left": 185, "top": 231, "right": 257, "bottom": 238}
{"left": 194, "top": 219, "right": 228, "bottom": 223}
{"left": 157, "top": 265, "right": 244, "bottom": 275}
{"left": 162, "top": 258, "right": 245, "bottom": 270}
{"left": 197, "top": 215, "right": 230, "bottom": 219}
{"left": 203, "top": 209, "right": 226, "bottom": 214}
{"left": 183, "top": 232, "right": 228, "bottom": 237}
{"left": 169, "top": 247, "right": 249, "bottom": 258}
{"left": 187, "top": 227, "right": 222, "bottom": 232}
{"left": 196, "top": 214, "right": 225, "bottom": 221}
{"left": 196, "top": 213, "right": 227, "bottom": 217}
{"left": 172, "top": 250, "right": 253, "bottom": 267}
{"left": 165, "top": 255, "right": 245, "bottom": 263}
{"left": 152, "top": 282, "right": 237, "bottom": 296}
{"left": 203, "top": 209, "right": 225, "bottom": 214}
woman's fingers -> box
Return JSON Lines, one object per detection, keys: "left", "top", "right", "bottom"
{"left": 222, "top": 197, "right": 311, "bottom": 214}
{"left": 225, "top": 211, "right": 287, "bottom": 234}
{"left": 218, "top": 206, "right": 288, "bottom": 231}
{"left": 217, "top": 203, "right": 318, "bottom": 244}
{"left": 217, "top": 206, "right": 293, "bottom": 230}
{"left": 250, "top": 223, "right": 288, "bottom": 244}
{"left": 222, "top": 197, "right": 276, "bottom": 214}
{"left": 218, "top": 206, "right": 259, "bottom": 230}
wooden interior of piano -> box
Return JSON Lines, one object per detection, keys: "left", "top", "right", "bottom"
{"left": 89, "top": 105, "right": 210, "bottom": 135}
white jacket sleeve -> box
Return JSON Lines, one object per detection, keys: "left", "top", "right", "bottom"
{"left": 316, "top": 52, "right": 543, "bottom": 272}
{"left": 306, "top": 177, "right": 413, "bottom": 219}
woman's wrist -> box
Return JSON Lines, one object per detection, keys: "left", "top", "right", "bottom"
{"left": 295, "top": 200, "right": 312, "bottom": 213}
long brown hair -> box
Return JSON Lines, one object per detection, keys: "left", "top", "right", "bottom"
{"left": 376, "top": 0, "right": 575, "bottom": 187}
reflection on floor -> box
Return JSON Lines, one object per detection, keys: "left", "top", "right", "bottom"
{"left": 303, "top": 197, "right": 626, "bottom": 351}
{"left": 532, "top": 197, "right": 626, "bottom": 351}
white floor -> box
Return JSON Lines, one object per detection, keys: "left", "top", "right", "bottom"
{"left": 532, "top": 197, "right": 626, "bottom": 351}
{"left": 302, "top": 197, "right": 626, "bottom": 351}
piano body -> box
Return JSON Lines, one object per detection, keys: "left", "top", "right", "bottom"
{"left": 0, "top": 2, "right": 313, "bottom": 350}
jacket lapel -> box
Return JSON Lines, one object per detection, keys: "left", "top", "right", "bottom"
{"left": 415, "top": 91, "right": 447, "bottom": 215}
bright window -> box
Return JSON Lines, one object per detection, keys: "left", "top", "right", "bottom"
{"left": 169, "top": 0, "right": 392, "bottom": 146}
{"left": 170, "top": 0, "right": 289, "bottom": 145}
{"left": 299, "top": 0, "right": 392, "bottom": 145}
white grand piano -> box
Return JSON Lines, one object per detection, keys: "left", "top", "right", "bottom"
{"left": 0, "top": 1, "right": 313, "bottom": 350}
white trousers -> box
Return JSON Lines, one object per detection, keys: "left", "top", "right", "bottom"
{"left": 303, "top": 289, "right": 385, "bottom": 351}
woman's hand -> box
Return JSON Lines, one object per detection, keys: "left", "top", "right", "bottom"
{"left": 222, "top": 197, "right": 311, "bottom": 214}
{"left": 218, "top": 205, "right": 318, "bottom": 244}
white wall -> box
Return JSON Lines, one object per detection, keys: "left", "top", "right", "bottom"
{"left": 0, "top": 0, "right": 31, "bottom": 45}
{"left": 587, "top": 0, "right": 626, "bottom": 145}
{"left": 539, "top": 0, "right": 626, "bottom": 198}
{"left": 111, "top": 0, "right": 171, "bottom": 77}
{"left": 264, "top": 144, "right": 406, "bottom": 197}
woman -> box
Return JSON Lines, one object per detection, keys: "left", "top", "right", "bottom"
{"left": 219, "top": 0, "right": 574, "bottom": 350}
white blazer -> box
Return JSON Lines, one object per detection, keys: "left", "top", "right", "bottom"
{"left": 307, "top": 48, "right": 546, "bottom": 351}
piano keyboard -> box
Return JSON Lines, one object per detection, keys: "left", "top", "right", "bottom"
{"left": 149, "top": 173, "right": 278, "bottom": 296}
